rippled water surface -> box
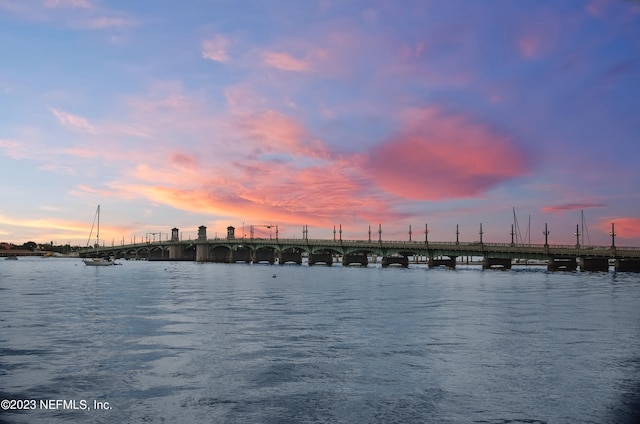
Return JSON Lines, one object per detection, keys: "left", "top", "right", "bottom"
{"left": 1, "top": 258, "right": 640, "bottom": 423}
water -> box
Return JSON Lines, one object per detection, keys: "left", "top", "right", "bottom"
{"left": 1, "top": 258, "right": 640, "bottom": 423}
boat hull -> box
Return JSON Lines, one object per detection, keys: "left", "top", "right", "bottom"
{"left": 83, "top": 258, "right": 116, "bottom": 266}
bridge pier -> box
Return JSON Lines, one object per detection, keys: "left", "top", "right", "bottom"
{"left": 308, "top": 252, "right": 333, "bottom": 266}
{"left": 343, "top": 254, "right": 368, "bottom": 267}
{"left": 381, "top": 256, "right": 409, "bottom": 268}
{"left": 279, "top": 251, "right": 302, "bottom": 265}
{"left": 579, "top": 257, "right": 610, "bottom": 272}
{"left": 252, "top": 249, "right": 275, "bottom": 264}
{"left": 548, "top": 257, "right": 577, "bottom": 271}
{"left": 196, "top": 243, "right": 209, "bottom": 262}
{"left": 169, "top": 244, "right": 196, "bottom": 261}
{"left": 615, "top": 259, "right": 640, "bottom": 272}
{"left": 428, "top": 257, "right": 456, "bottom": 269}
{"left": 232, "top": 248, "right": 252, "bottom": 263}
{"left": 482, "top": 257, "right": 512, "bottom": 270}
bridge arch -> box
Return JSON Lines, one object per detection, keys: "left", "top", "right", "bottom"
{"left": 252, "top": 246, "right": 276, "bottom": 264}
{"left": 210, "top": 245, "right": 231, "bottom": 262}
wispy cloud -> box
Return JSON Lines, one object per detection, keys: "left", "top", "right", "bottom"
{"left": 0, "top": 138, "right": 31, "bottom": 160}
{"left": 517, "top": 37, "right": 543, "bottom": 59}
{"left": 79, "top": 15, "right": 132, "bottom": 29}
{"left": 202, "top": 35, "right": 231, "bottom": 63}
{"left": 43, "top": 0, "right": 92, "bottom": 9}
{"left": 0, "top": 0, "right": 133, "bottom": 30}
{"left": 233, "top": 109, "right": 330, "bottom": 159}
{"left": 262, "top": 51, "right": 312, "bottom": 72}
{"left": 50, "top": 107, "right": 100, "bottom": 134}
{"left": 543, "top": 202, "right": 606, "bottom": 213}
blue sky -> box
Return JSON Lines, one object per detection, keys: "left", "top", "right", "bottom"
{"left": 1, "top": 0, "right": 639, "bottom": 246}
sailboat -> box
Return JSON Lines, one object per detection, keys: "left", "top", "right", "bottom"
{"left": 83, "top": 205, "right": 116, "bottom": 266}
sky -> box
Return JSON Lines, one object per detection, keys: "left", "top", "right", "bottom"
{"left": 1, "top": 0, "right": 639, "bottom": 247}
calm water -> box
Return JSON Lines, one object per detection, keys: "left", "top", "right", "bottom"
{"left": 1, "top": 258, "right": 640, "bottom": 423}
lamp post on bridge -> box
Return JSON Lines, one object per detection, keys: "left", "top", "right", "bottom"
{"left": 510, "top": 224, "right": 515, "bottom": 247}
{"left": 455, "top": 225, "right": 460, "bottom": 245}
{"left": 543, "top": 223, "right": 550, "bottom": 249}
{"left": 609, "top": 222, "right": 617, "bottom": 252}
{"left": 574, "top": 224, "right": 581, "bottom": 249}
{"left": 425, "top": 223, "right": 429, "bottom": 247}
{"left": 479, "top": 223, "right": 484, "bottom": 246}
{"left": 378, "top": 224, "right": 382, "bottom": 243}
{"left": 249, "top": 224, "right": 276, "bottom": 240}
{"left": 409, "top": 225, "right": 412, "bottom": 242}
{"left": 368, "top": 225, "right": 372, "bottom": 242}
{"left": 339, "top": 224, "right": 342, "bottom": 242}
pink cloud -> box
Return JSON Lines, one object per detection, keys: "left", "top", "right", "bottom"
{"left": 83, "top": 16, "right": 131, "bottom": 29}
{"left": 0, "top": 0, "right": 132, "bottom": 31}
{"left": 114, "top": 160, "right": 396, "bottom": 229}
{"left": 510, "top": 9, "right": 561, "bottom": 60}
{"left": 0, "top": 138, "right": 31, "bottom": 159}
{"left": 597, "top": 217, "right": 640, "bottom": 239}
{"left": 169, "top": 153, "right": 197, "bottom": 168}
{"left": 50, "top": 107, "right": 99, "bottom": 134}
{"left": 364, "top": 107, "right": 530, "bottom": 200}
{"left": 517, "top": 37, "right": 542, "bottom": 59}
{"left": 202, "top": 35, "right": 230, "bottom": 63}
{"left": 262, "top": 51, "right": 311, "bottom": 72}
{"left": 62, "top": 147, "right": 98, "bottom": 158}
{"left": 44, "top": 0, "right": 91, "bottom": 8}
{"left": 542, "top": 202, "right": 606, "bottom": 213}
{"left": 234, "top": 109, "right": 330, "bottom": 159}
{"left": 586, "top": 0, "right": 610, "bottom": 16}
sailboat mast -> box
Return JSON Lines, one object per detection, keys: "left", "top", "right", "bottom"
{"left": 580, "top": 210, "right": 584, "bottom": 246}
{"left": 96, "top": 205, "right": 100, "bottom": 248}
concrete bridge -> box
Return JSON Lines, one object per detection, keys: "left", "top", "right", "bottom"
{"left": 78, "top": 226, "right": 640, "bottom": 272}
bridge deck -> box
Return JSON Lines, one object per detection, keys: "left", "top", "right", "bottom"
{"left": 80, "top": 238, "right": 640, "bottom": 260}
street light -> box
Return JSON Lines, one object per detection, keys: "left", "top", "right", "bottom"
{"left": 609, "top": 222, "right": 617, "bottom": 249}
{"left": 249, "top": 224, "right": 276, "bottom": 240}
{"left": 425, "top": 223, "right": 429, "bottom": 246}
{"left": 510, "top": 224, "right": 515, "bottom": 247}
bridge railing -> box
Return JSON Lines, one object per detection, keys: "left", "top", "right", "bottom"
{"left": 78, "top": 237, "right": 640, "bottom": 256}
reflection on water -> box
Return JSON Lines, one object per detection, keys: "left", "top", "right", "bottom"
{"left": 1, "top": 258, "right": 639, "bottom": 423}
